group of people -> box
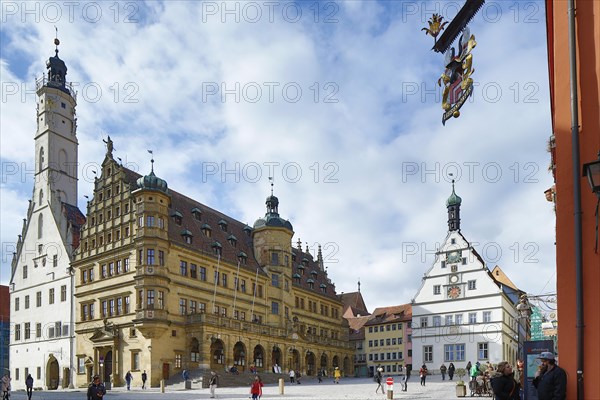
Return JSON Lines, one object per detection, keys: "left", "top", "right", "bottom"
{"left": 122, "top": 370, "right": 149, "bottom": 390}
{"left": 374, "top": 364, "right": 411, "bottom": 392}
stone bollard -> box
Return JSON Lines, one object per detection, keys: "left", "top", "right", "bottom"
{"left": 279, "top": 378, "right": 284, "bottom": 395}
{"left": 160, "top": 379, "right": 165, "bottom": 393}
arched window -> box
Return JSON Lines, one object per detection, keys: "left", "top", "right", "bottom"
{"left": 38, "top": 214, "right": 43, "bottom": 239}
{"left": 39, "top": 147, "right": 45, "bottom": 172}
{"left": 59, "top": 149, "right": 68, "bottom": 172}
{"left": 39, "top": 190, "right": 43, "bottom": 205}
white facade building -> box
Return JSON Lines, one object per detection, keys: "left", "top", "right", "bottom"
{"left": 9, "top": 40, "right": 84, "bottom": 390}
{"left": 411, "top": 183, "right": 522, "bottom": 374}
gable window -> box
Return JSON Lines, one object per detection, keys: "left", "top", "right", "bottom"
{"left": 441, "top": 261, "right": 446, "bottom": 268}
{"left": 462, "top": 257, "right": 467, "bottom": 265}
{"left": 420, "top": 317, "right": 428, "bottom": 328}
{"left": 433, "top": 285, "right": 441, "bottom": 295}
{"left": 23, "top": 265, "right": 27, "bottom": 279}
{"left": 483, "top": 311, "right": 492, "bottom": 323}
{"left": 469, "top": 312, "right": 477, "bottom": 324}
{"left": 468, "top": 280, "right": 476, "bottom": 290}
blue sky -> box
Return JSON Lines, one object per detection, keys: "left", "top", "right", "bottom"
{"left": 0, "top": 0, "right": 555, "bottom": 311}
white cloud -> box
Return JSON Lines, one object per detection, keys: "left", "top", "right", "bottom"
{"left": 0, "top": 1, "right": 555, "bottom": 311}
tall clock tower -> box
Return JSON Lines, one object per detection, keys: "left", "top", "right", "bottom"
{"left": 9, "top": 37, "right": 84, "bottom": 391}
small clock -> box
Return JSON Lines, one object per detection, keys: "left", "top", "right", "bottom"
{"left": 448, "top": 286, "right": 461, "bottom": 299}
{"left": 447, "top": 251, "right": 461, "bottom": 264}
{"left": 449, "top": 274, "right": 459, "bottom": 284}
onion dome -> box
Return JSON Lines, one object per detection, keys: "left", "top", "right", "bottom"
{"left": 137, "top": 157, "right": 168, "bottom": 193}
{"left": 253, "top": 194, "right": 293, "bottom": 231}
{"left": 446, "top": 181, "right": 462, "bottom": 207}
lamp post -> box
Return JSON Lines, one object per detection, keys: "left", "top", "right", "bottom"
{"left": 99, "top": 357, "right": 104, "bottom": 383}
{"left": 582, "top": 152, "right": 600, "bottom": 252}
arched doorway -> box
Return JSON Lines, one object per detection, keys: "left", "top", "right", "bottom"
{"left": 289, "top": 349, "right": 300, "bottom": 372}
{"left": 103, "top": 351, "right": 113, "bottom": 384}
{"left": 253, "top": 345, "right": 265, "bottom": 370}
{"left": 343, "top": 356, "right": 351, "bottom": 376}
{"left": 210, "top": 339, "right": 225, "bottom": 370}
{"left": 233, "top": 342, "right": 246, "bottom": 371}
{"left": 272, "top": 346, "right": 282, "bottom": 371}
{"left": 320, "top": 353, "right": 327, "bottom": 376}
{"left": 332, "top": 355, "right": 339, "bottom": 370}
{"left": 305, "top": 351, "right": 316, "bottom": 376}
{"left": 46, "top": 355, "right": 59, "bottom": 390}
{"left": 190, "top": 337, "right": 200, "bottom": 364}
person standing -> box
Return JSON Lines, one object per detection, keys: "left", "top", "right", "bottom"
{"left": 448, "top": 363, "right": 456, "bottom": 381}
{"left": 25, "top": 374, "right": 34, "bottom": 400}
{"left": 1, "top": 374, "right": 11, "bottom": 400}
{"left": 289, "top": 369, "right": 295, "bottom": 384}
{"left": 250, "top": 375, "right": 263, "bottom": 400}
{"left": 317, "top": 369, "right": 323, "bottom": 383}
{"left": 375, "top": 367, "right": 384, "bottom": 394}
{"left": 141, "top": 370, "right": 147, "bottom": 389}
{"left": 419, "top": 365, "right": 428, "bottom": 386}
{"left": 209, "top": 371, "right": 218, "bottom": 399}
{"left": 183, "top": 369, "right": 190, "bottom": 381}
{"left": 490, "top": 361, "right": 520, "bottom": 400}
{"left": 402, "top": 365, "right": 411, "bottom": 391}
{"left": 334, "top": 367, "right": 341, "bottom": 384}
{"left": 125, "top": 371, "right": 132, "bottom": 390}
{"left": 532, "top": 352, "right": 567, "bottom": 400}
{"left": 87, "top": 375, "right": 106, "bottom": 400}
{"left": 440, "top": 364, "right": 447, "bottom": 381}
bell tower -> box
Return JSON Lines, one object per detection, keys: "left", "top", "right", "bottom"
{"left": 34, "top": 33, "right": 78, "bottom": 210}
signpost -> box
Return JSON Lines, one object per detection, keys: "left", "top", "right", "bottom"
{"left": 386, "top": 377, "right": 394, "bottom": 399}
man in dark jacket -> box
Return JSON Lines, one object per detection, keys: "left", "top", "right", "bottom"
{"left": 87, "top": 375, "right": 106, "bottom": 400}
{"left": 532, "top": 352, "right": 567, "bottom": 400}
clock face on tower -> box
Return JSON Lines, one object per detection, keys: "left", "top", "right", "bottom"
{"left": 447, "top": 251, "right": 461, "bottom": 264}
{"left": 449, "top": 274, "right": 459, "bottom": 284}
{"left": 448, "top": 286, "right": 461, "bottom": 299}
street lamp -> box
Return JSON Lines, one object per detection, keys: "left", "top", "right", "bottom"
{"left": 582, "top": 152, "right": 600, "bottom": 252}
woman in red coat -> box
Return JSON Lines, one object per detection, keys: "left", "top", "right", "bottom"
{"left": 250, "top": 375, "right": 264, "bottom": 400}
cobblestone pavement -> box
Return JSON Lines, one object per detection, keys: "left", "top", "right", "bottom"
{"left": 7, "top": 376, "right": 463, "bottom": 399}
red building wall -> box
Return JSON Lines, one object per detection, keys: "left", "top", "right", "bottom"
{"left": 546, "top": 1, "right": 600, "bottom": 399}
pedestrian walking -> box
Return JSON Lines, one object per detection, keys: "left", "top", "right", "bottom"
{"left": 141, "top": 370, "right": 147, "bottom": 389}
{"left": 250, "top": 375, "right": 263, "bottom": 400}
{"left": 1, "top": 374, "right": 11, "bottom": 400}
{"left": 374, "top": 367, "right": 384, "bottom": 394}
{"left": 296, "top": 371, "right": 302, "bottom": 384}
{"left": 125, "top": 371, "right": 133, "bottom": 390}
{"left": 87, "top": 375, "right": 106, "bottom": 400}
{"left": 317, "top": 369, "right": 323, "bottom": 383}
{"left": 183, "top": 369, "right": 190, "bottom": 381}
{"left": 25, "top": 374, "right": 34, "bottom": 400}
{"left": 440, "top": 363, "right": 447, "bottom": 381}
{"left": 209, "top": 371, "right": 218, "bottom": 398}
{"left": 448, "top": 363, "right": 456, "bottom": 381}
{"left": 419, "top": 364, "right": 428, "bottom": 386}
{"left": 289, "top": 369, "right": 295, "bottom": 384}
{"left": 532, "top": 352, "right": 567, "bottom": 400}
{"left": 490, "top": 361, "right": 520, "bottom": 400}
{"left": 334, "top": 367, "right": 341, "bottom": 384}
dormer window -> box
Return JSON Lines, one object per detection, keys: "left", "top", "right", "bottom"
{"left": 293, "top": 273, "right": 301, "bottom": 284}
{"left": 302, "top": 257, "right": 309, "bottom": 267}
{"left": 181, "top": 229, "right": 193, "bottom": 244}
{"left": 202, "top": 224, "right": 212, "bottom": 237}
{"left": 310, "top": 270, "right": 318, "bottom": 277}
{"left": 218, "top": 219, "right": 228, "bottom": 232}
{"left": 243, "top": 225, "right": 252, "bottom": 236}
{"left": 238, "top": 252, "right": 248, "bottom": 264}
{"left": 212, "top": 242, "right": 222, "bottom": 256}
{"left": 297, "top": 264, "right": 305, "bottom": 275}
{"left": 228, "top": 235, "right": 237, "bottom": 247}
{"left": 191, "top": 207, "right": 202, "bottom": 221}
{"left": 307, "top": 278, "right": 315, "bottom": 290}
{"left": 171, "top": 210, "right": 183, "bottom": 225}
{"left": 320, "top": 283, "right": 327, "bottom": 293}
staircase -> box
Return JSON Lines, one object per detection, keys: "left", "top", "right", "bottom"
{"left": 165, "top": 368, "right": 292, "bottom": 389}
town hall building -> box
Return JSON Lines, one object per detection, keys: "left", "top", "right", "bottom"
{"left": 411, "top": 183, "right": 523, "bottom": 373}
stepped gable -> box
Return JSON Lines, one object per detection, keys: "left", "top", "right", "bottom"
{"left": 121, "top": 166, "right": 263, "bottom": 274}
{"left": 62, "top": 202, "right": 86, "bottom": 250}
{"left": 365, "top": 304, "right": 412, "bottom": 326}
{"left": 291, "top": 248, "right": 338, "bottom": 300}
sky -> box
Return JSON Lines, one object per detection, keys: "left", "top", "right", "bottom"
{"left": 0, "top": 0, "right": 555, "bottom": 312}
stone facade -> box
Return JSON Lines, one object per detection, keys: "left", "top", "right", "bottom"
{"left": 73, "top": 148, "right": 353, "bottom": 388}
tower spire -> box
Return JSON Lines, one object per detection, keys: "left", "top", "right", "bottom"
{"left": 54, "top": 26, "right": 59, "bottom": 56}
{"left": 446, "top": 177, "right": 462, "bottom": 232}
{"left": 358, "top": 279, "right": 361, "bottom": 292}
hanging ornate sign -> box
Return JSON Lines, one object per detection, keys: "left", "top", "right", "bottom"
{"left": 438, "top": 27, "right": 476, "bottom": 125}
